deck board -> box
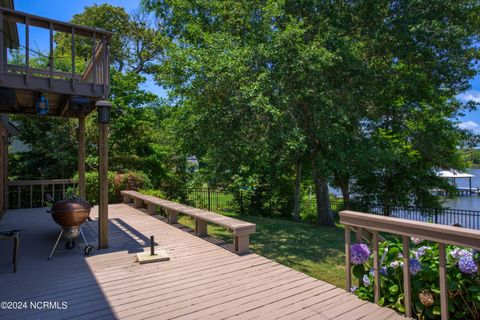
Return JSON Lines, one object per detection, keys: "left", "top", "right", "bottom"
{"left": 0, "top": 204, "right": 404, "bottom": 320}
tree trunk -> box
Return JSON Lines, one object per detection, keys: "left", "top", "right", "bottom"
{"left": 339, "top": 182, "right": 350, "bottom": 207}
{"left": 312, "top": 160, "right": 335, "bottom": 227}
{"left": 292, "top": 160, "right": 302, "bottom": 222}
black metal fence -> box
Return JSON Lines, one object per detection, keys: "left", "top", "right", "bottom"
{"left": 159, "top": 188, "right": 480, "bottom": 230}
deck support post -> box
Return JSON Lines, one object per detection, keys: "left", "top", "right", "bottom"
{"left": 78, "top": 114, "right": 86, "bottom": 200}
{"left": 98, "top": 121, "right": 108, "bottom": 249}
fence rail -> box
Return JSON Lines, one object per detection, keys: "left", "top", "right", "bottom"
{"left": 7, "top": 179, "right": 77, "bottom": 209}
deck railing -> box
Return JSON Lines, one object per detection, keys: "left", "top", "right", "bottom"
{"left": 340, "top": 210, "right": 480, "bottom": 320}
{"left": 0, "top": 8, "right": 110, "bottom": 98}
{"left": 7, "top": 179, "right": 77, "bottom": 209}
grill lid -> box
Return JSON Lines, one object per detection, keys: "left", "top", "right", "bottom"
{"left": 51, "top": 198, "right": 91, "bottom": 213}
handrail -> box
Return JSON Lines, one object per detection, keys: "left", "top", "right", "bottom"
{"left": 340, "top": 210, "right": 480, "bottom": 249}
{"left": 340, "top": 210, "right": 480, "bottom": 320}
{"left": 1, "top": 8, "right": 112, "bottom": 38}
{"left": 7, "top": 179, "right": 76, "bottom": 186}
{"left": 0, "top": 8, "right": 110, "bottom": 102}
{"left": 7, "top": 179, "right": 78, "bottom": 209}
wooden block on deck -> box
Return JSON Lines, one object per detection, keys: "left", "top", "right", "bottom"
{"left": 136, "top": 248, "right": 170, "bottom": 264}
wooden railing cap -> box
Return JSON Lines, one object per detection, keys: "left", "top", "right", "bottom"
{"left": 340, "top": 210, "right": 480, "bottom": 250}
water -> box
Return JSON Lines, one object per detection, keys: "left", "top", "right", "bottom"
{"left": 442, "top": 168, "right": 480, "bottom": 211}
{"left": 330, "top": 169, "right": 480, "bottom": 211}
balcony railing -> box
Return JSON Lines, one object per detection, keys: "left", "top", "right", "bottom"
{"left": 0, "top": 8, "right": 110, "bottom": 99}
{"left": 7, "top": 179, "right": 77, "bottom": 209}
{"left": 340, "top": 210, "right": 480, "bottom": 320}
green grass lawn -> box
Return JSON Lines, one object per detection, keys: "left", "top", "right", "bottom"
{"left": 176, "top": 212, "right": 347, "bottom": 288}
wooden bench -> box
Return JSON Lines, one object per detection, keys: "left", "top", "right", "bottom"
{"left": 120, "top": 190, "right": 256, "bottom": 254}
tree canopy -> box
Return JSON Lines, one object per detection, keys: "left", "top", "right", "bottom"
{"left": 8, "top": 0, "right": 480, "bottom": 223}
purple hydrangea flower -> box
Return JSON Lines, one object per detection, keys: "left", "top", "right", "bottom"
{"left": 458, "top": 256, "right": 478, "bottom": 275}
{"left": 380, "top": 266, "right": 388, "bottom": 276}
{"left": 362, "top": 274, "right": 371, "bottom": 287}
{"left": 409, "top": 258, "right": 421, "bottom": 275}
{"left": 398, "top": 253, "right": 403, "bottom": 259}
{"left": 369, "top": 266, "right": 388, "bottom": 276}
{"left": 415, "top": 246, "right": 431, "bottom": 259}
{"left": 390, "top": 261, "right": 402, "bottom": 269}
{"left": 350, "top": 243, "right": 371, "bottom": 265}
{"left": 350, "top": 286, "right": 358, "bottom": 293}
{"left": 451, "top": 248, "right": 472, "bottom": 260}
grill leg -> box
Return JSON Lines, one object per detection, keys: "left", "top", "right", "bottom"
{"left": 48, "top": 229, "right": 64, "bottom": 260}
{"left": 80, "top": 227, "right": 89, "bottom": 246}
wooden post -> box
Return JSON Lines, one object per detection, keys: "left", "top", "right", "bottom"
{"left": 0, "top": 10, "right": 3, "bottom": 82}
{"left": 372, "top": 231, "right": 380, "bottom": 304}
{"left": 345, "top": 225, "right": 351, "bottom": 292}
{"left": 98, "top": 122, "right": 108, "bottom": 249}
{"left": 439, "top": 243, "right": 449, "bottom": 320}
{"left": 78, "top": 114, "right": 86, "bottom": 199}
{"left": 402, "top": 236, "right": 412, "bottom": 318}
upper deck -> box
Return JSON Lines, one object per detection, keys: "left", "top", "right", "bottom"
{"left": 0, "top": 7, "right": 111, "bottom": 117}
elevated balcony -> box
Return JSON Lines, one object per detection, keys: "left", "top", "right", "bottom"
{"left": 0, "top": 7, "right": 111, "bottom": 117}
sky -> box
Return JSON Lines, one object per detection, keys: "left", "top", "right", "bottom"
{"left": 13, "top": 0, "right": 480, "bottom": 132}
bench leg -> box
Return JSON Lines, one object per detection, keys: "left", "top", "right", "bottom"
{"left": 234, "top": 234, "right": 250, "bottom": 255}
{"left": 195, "top": 219, "right": 208, "bottom": 237}
{"left": 123, "top": 195, "right": 132, "bottom": 204}
{"left": 133, "top": 198, "right": 144, "bottom": 208}
{"left": 167, "top": 210, "right": 178, "bottom": 224}
{"left": 147, "top": 204, "right": 157, "bottom": 215}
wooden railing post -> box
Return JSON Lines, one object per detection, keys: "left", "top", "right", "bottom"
{"left": 345, "top": 225, "right": 351, "bottom": 292}
{"left": 372, "top": 231, "right": 380, "bottom": 304}
{"left": 49, "top": 22, "right": 54, "bottom": 88}
{"left": 25, "top": 17, "right": 30, "bottom": 86}
{"left": 92, "top": 32, "right": 96, "bottom": 92}
{"left": 439, "top": 243, "right": 449, "bottom": 320}
{"left": 0, "top": 10, "right": 4, "bottom": 83}
{"left": 402, "top": 236, "right": 412, "bottom": 318}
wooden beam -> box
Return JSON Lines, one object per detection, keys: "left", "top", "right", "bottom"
{"left": 78, "top": 114, "right": 86, "bottom": 200}
{"left": 98, "top": 122, "right": 108, "bottom": 249}
{"left": 59, "top": 96, "right": 70, "bottom": 117}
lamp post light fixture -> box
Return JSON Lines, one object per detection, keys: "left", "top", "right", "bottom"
{"left": 36, "top": 93, "right": 49, "bottom": 116}
{"left": 96, "top": 100, "right": 112, "bottom": 124}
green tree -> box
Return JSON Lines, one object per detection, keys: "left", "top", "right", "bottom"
{"left": 145, "top": 0, "right": 480, "bottom": 223}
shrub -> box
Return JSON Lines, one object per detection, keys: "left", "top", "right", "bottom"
{"left": 350, "top": 238, "right": 480, "bottom": 319}
{"left": 74, "top": 171, "right": 152, "bottom": 205}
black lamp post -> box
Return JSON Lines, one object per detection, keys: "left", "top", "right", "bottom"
{"left": 96, "top": 100, "right": 112, "bottom": 124}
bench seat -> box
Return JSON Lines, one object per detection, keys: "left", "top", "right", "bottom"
{"left": 120, "top": 190, "right": 256, "bottom": 254}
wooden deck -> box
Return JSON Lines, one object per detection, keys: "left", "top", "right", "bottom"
{"left": 0, "top": 204, "right": 404, "bottom": 320}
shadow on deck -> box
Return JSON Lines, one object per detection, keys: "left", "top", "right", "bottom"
{"left": 0, "top": 204, "right": 404, "bottom": 320}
